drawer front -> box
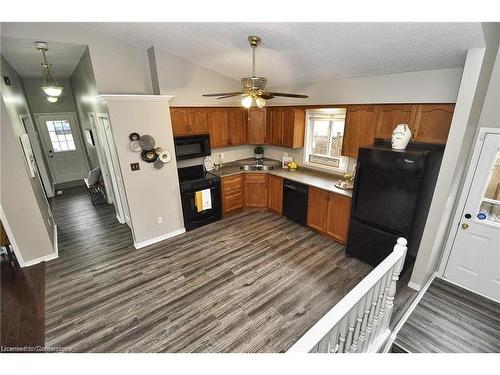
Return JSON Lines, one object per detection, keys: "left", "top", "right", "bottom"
{"left": 244, "top": 173, "right": 267, "bottom": 183}
{"left": 223, "top": 193, "right": 244, "bottom": 213}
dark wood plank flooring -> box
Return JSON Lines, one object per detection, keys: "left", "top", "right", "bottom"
{"left": 45, "top": 186, "right": 373, "bottom": 352}
{"left": 0, "top": 258, "right": 45, "bottom": 351}
{"left": 394, "top": 278, "right": 500, "bottom": 352}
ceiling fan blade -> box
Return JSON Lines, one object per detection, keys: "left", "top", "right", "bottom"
{"left": 217, "top": 93, "right": 244, "bottom": 99}
{"left": 264, "top": 92, "right": 309, "bottom": 98}
{"left": 260, "top": 94, "right": 274, "bottom": 99}
{"left": 202, "top": 92, "right": 243, "bottom": 97}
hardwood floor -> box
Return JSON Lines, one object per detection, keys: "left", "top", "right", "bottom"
{"left": 0, "top": 258, "right": 45, "bottom": 351}
{"left": 394, "top": 278, "right": 500, "bottom": 353}
{"left": 45, "top": 186, "right": 373, "bottom": 352}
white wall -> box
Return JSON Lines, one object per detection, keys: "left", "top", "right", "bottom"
{"left": 1, "top": 56, "right": 56, "bottom": 264}
{"left": 70, "top": 48, "right": 109, "bottom": 169}
{"left": 1, "top": 23, "right": 152, "bottom": 95}
{"left": 478, "top": 46, "right": 500, "bottom": 127}
{"left": 411, "top": 23, "right": 500, "bottom": 289}
{"left": 102, "top": 96, "right": 184, "bottom": 245}
{"left": 267, "top": 68, "right": 463, "bottom": 105}
{"left": 149, "top": 46, "right": 241, "bottom": 106}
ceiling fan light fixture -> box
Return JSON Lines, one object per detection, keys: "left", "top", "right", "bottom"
{"left": 255, "top": 96, "right": 266, "bottom": 109}
{"left": 46, "top": 96, "right": 58, "bottom": 103}
{"left": 241, "top": 95, "right": 253, "bottom": 109}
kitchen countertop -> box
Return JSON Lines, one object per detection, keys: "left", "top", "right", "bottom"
{"left": 209, "top": 158, "right": 353, "bottom": 198}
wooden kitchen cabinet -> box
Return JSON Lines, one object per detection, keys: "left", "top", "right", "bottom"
{"left": 307, "top": 187, "right": 328, "bottom": 233}
{"left": 342, "top": 105, "right": 378, "bottom": 158}
{"left": 307, "top": 186, "right": 351, "bottom": 244}
{"left": 227, "top": 108, "right": 247, "bottom": 146}
{"left": 412, "top": 104, "right": 454, "bottom": 144}
{"left": 375, "top": 104, "right": 418, "bottom": 139}
{"left": 267, "top": 175, "right": 283, "bottom": 215}
{"left": 170, "top": 107, "right": 208, "bottom": 136}
{"left": 247, "top": 108, "right": 267, "bottom": 144}
{"left": 206, "top": 107, "right": 229, "bottom": 148}
{"left": 244, "top": 173, "right": 268, "bottom": 208}
{"left": 267, "top": 107, "right": 305, "bottom": 148}
{"left": 221, "top": 174, "right": 244, "bottom": 215}
{"left": 325, "top": 193, "right": 352, "bottom": 244}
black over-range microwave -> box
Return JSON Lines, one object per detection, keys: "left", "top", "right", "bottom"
{"left": 173, "top": 134, "right": 211, "bottom": 160}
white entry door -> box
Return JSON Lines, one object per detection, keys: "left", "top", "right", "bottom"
{"left": 444, "top": 133, "right": 500, "bottom": 302}
{"left": 37, "top": 113, "right": 88, "bottom": 184}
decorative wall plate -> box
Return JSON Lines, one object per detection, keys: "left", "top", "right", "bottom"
{"left": 139, "top": 135, "right": 155, "bottom": 150}
{"left": 153, "top": 159, "right": 164, "bottom": 169}
{"left": 158, "top": 150, "right": 171, "bottom": 163}
{"left": 155, "top": 147, "right": 163, "bottom": 155}
{"left": 129, "top": 132, "right": 140, "bottom": 141}
{"left": 141, "top": 149, "right": 158, "bottom": 163}
{"left": 129, "top": 140, "right": 142, "bottom": 152}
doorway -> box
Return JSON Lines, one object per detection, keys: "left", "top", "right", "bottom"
{"left": 443, "top": 129, "right": 500, "bottom": 302}
{"left": 35, "top": 112, "right": 89, "bottom": 184}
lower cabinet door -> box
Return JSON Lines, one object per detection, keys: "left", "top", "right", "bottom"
{"left": 267, "top": 175, "right": 283, "bottom": 215}
{"left": 244, "top": 174, "right": 268, "bottom": 207}
{"left": 325, "top": 193, "right": 352, "bottom": 244}
{"left": 307, "top": 187, "right": 328, "bottom": 233}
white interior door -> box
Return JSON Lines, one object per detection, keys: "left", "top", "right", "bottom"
{"left": 97, "top": 114, "right": 131, "bottom": 226}
{"left": 88, "top": 113, "right": 113, "bottom": 204}
{"left": 37, "top": 113, "right": 88, "bottom": 184}
{"left": 444, "top": 133, "right": 500, "bottom": 302}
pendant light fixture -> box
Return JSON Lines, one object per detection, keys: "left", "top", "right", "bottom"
{"left": 36, "top": 42, "right": 63, "bottom": 98}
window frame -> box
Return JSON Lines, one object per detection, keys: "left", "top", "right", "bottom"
{"left": 302, "top": 109, "right": 348, "bottom": 174}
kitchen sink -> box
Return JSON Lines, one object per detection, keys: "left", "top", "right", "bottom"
{"left": 239, "top": 165, "right": 274, "bottom": 171}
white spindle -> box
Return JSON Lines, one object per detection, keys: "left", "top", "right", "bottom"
{"left": 328, "top": 325, "right": 340, "bottom": 353}
{"left": 349, "top": 295, "right": 367, "bottom": 352}
{"left": 338, "top": 317, "right": 348, "bottom": 353}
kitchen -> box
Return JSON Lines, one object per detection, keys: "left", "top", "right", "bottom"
{"left": 172, "top": 99, "right": 454, "bottom": 272}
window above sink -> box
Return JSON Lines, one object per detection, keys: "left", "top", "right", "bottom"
{"left": 303, "top": 108, "right": 348, "bottom": 173}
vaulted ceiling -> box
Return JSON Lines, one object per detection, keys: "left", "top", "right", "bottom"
{"left": 88, "top": 22, "right": 485, "bottom": 86}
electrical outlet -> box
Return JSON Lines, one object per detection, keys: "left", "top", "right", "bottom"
{"left": 157, "top": 216, "right": 163, "bottom": 224}
{"left": 130, "top": 162, "right": 140, "bottom": 171}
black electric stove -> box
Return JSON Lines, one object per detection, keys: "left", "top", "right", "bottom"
{"left": 177, "top": 165, "right": 221, "bottom": 231}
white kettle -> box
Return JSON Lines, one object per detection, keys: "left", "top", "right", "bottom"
{"left": 392, "top": 124, "right": 412, "bottom": 150}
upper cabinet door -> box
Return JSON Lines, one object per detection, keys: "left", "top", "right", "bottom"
{"left": 207, "top": 107, "right": 229, "bottom": 148}
{"left": 282, "top": 108, "right": 306, "bottom": 149}
{"left": 188, "top": 107, "right": 208, "bottom": 134}
{"left": 170, "top": 107, "right": 190, "bottom": 135}
{"left": 342, "top": 105, "right": 378, "bottom": 158}
{"left": 227, "top": 108, "right": 247, "bottom": 146}
{"left": 412, "top": 104, "right": 455, "bottom": 144}
{"left": 268, "top": 108, "right": 283, "bottom": 145}
{"left": 375, "top": 104, "right": 418, "bottom": 139}
{"left": 247, "top": 108, "right": 267, "bottom": 144}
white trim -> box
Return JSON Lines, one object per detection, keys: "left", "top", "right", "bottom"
{"left": 381, "top": 272, "right": 436, "bottom": 353}
{"left": 437, "top": 127, "right": 500, "bottom": 277}
{"left": 134, "top": 228, "right": 186, "bottom": 249}
{"left": 96, "top": 94, "right": 174, "bottom": 103}
{"left": 0, "top": 205, "right": 58, "bottom": 268}
{"left": 407, "top": 281, "right": 422, "bottom": 291}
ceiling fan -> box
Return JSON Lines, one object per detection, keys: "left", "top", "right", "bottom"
{"left": 202, "top": 36, "right": 308, "bottom": 109}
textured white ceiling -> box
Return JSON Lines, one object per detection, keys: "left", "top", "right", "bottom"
{"left": 88, "top": 22, "right": 485, "bottom": 86}
{"left": 1, "top": 37, "right": 86, "bottom": 78}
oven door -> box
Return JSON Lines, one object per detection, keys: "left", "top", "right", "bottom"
{"left": 174, "top": 135, "right": 211, "bottom": 160}
{"left": 181, "top": 183, "right": 221, "bottom": 230}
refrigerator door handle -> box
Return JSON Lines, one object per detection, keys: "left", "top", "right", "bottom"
{"left": 352, "top": 161, "right": 361, "bottom": 209}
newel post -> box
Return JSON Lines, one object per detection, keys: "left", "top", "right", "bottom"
{"left": 382, "top": 237, "right": 407, "bottom": 330}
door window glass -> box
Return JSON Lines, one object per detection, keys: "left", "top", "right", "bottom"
{"left": 478, "top": 150, "right": 500, "bottom": 224}
{"left": 45, "top": 120, "right": 76, "bottom": 152}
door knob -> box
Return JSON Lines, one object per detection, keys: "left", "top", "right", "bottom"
{"left": 461, "top": 223, "right": 469, "bottom": 229}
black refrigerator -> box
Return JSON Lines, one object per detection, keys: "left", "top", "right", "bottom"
{"left": 345, "top": 142, "right": 444, "bottom": 269}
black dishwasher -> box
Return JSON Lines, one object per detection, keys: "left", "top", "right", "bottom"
{"left": 283, "top": 179, "right": 309, "bottom": 225}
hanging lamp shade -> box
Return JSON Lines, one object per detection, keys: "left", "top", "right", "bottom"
{"left": 37, "top": 42, "right": 63, "bottom": 97}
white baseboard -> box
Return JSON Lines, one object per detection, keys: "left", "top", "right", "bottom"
{"left": 407, "top": 281, "right": 422, "bottom": 291}
{"left": 134, "top": 228, "right": 186, "bottom": 249}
